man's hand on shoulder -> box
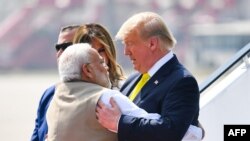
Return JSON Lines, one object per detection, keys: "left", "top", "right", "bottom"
{"left": 96, "top": 97, "right": 121, "bottom": 133}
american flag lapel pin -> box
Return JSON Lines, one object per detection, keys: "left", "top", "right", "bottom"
{"left": 154, "top": 80, "right": 159, "bottom": 85}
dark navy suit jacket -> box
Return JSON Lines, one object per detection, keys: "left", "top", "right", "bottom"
{"left": 31, "top": 85, "right": 55, "bottom": 141}
{"left": 118, "top": 55, "right": 200, "bottom": 141}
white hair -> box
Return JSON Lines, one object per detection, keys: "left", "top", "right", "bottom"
{"left": 58, "top": 43, "right": 92, "bottom": 82}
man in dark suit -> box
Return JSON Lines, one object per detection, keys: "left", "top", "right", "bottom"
{"left": 31, "top": 25, "right": 79, "bottom": 141}
{"left": 96, "top": 12, "right": 203, "bottom": 141}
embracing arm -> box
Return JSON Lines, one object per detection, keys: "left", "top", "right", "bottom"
{"left": 96, "top": 89, "right": 161, "bottom": 132}
{"left": 100, "top": 89, "right": 160, "bottom": 119}
{"left": 118, "top": 77, "right": 200, "bottom": 141}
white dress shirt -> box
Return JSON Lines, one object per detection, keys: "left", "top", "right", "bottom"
{"left": 148, "top": 51, "right": 174, "bottom": 77}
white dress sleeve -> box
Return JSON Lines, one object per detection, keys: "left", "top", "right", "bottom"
{"left": 100, "top": 89, "right": 202, "bottom": 141}
{"left": 100, "top": 89, "right": 160, "bottom": 120}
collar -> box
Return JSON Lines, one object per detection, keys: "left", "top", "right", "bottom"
{"left": 148, "top": 51, "right": 174, "bottom": 77}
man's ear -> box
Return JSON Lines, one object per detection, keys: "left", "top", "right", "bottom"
{"left": 148, "top": 36, "right": 158, "bottom": 51}
{"left": 82, "top": 64, "right": 93, "bottom": 79}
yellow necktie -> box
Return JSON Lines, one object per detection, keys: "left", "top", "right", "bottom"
{"left": 129, "top": 73, "right": 150, "bottom": 101}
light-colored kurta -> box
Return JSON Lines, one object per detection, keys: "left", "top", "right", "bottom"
{"left": 46, "top": 81, "right": 117, "bottom": 141}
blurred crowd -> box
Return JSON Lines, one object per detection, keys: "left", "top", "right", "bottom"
{"left": 0, "top": 0, "right": 250, "bottom": 76}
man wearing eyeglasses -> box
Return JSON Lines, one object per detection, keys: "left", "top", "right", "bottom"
{"left": 31, "top": 25, "right": 80, "bottom": 141}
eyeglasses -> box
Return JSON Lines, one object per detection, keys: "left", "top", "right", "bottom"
{"left": 55, "top": 42, "right": 73, "bottom": 52}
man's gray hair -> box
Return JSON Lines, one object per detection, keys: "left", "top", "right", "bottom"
{"left": 58, "top": 43, "right": 92, "bottom": 81}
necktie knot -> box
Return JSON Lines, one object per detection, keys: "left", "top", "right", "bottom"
{"left": 129, "top": 73, "right": 150, "bottom": 101}
{"left": 141, "top": 73, "right": 150, "bottom": 82}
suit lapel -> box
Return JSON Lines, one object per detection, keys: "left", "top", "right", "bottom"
{"left": 121, "top": 73, "right": 141, "bottom": 97}
{"left": 133, "top": 55, "right": 180, "bottom": 104}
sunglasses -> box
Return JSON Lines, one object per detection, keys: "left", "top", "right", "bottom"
{"left": 55, "top": 42, "right": 73, "bottom": 52}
